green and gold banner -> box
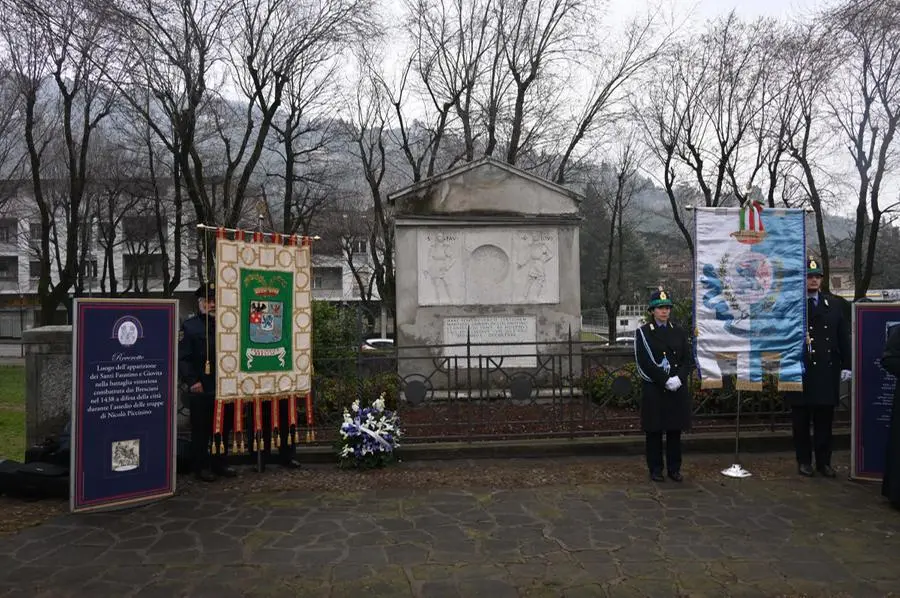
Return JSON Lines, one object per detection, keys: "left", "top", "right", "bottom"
{"left": 215, "top": 235, "right": 313, "bottom": 402}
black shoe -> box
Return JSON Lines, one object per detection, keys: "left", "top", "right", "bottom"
{"left": 213, "top": 466, "right": 238, "bottom": 478}
{"left": 668, "top": 471, "right": 683, "bottom": 482}
{"left": 798, "top": 464, "right": 815, "bottom": 477}
{"left": 650, "top": 471, "right": 665, "bottom": 482}
{"left": 817, "top": 465, "right": 836, "bottom": 478}
{"left": 280, "top": 459, "right": 302, "bottom": 469}
{"left": 195, "top": 469, "right": 216, "bottom": 482}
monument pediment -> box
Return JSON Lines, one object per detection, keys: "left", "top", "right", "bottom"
{"left": 387, "top": 157, "right": 583, "bottom": 217}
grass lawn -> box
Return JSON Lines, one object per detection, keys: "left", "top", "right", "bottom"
{"left": 0, "top": 365, "right": 25, "bottom": 461}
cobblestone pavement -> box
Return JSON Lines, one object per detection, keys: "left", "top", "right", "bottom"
{"left": 1, "top": 455, "right": 899, "bottom": 597}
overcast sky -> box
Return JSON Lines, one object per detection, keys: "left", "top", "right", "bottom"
{"left": 603, "top": 0, "right": 832, "bottom": 25}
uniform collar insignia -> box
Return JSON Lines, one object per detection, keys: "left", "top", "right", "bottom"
{"left": 649, "top": 323, "right": 655, "bottom": 331}
{"left": 824, "top": 298, "right": 829, "bottom": 307}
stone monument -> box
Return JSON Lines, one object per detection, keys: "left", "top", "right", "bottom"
{"left": 389, "top": 157, "right": 582, "bottom": 389}
{"left": 23, "top": 325, "right": 73, "bottom": 448}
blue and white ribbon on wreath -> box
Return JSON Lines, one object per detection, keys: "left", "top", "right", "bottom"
{"left": 346, "top": 422, "right": 394, "bottom": 451}
{"left": 634, "top": 327, "right": 671, "bottom": 382}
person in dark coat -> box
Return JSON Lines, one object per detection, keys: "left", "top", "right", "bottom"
{"left": 178, "top": 282, "right": 237, "bottom": 482}
{"left": 788, "top": 258, "right": 851, "bottom": 478}
{"left": 879, "top": 326, "right": 900, "bottom": 509}
{"left": 634, "top": 289, "right": 693, "bottom": 482}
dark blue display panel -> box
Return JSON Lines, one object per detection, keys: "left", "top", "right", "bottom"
{"left": 851, "top": 303, "right": 900, "bottom": 481}
{"left": 71, "top": 299, "right": 178, "bottom": 513}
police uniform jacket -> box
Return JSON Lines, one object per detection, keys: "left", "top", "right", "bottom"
{"left": 634, "top": 321, "right": 693, "bottom": 432}
{"left": 792, "top": 291, "right": 850, "bottom": 407}
{"left": 178, "top": 313, "right": 216, "bottom": 397}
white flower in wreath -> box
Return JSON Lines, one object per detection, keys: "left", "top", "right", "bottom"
{"left": 342, "top": 410, "right": 353, "bottom": 425}
{"left": 351, "top": 400, "right": 360, "bottom": 413}
{"left": 373, "top": 395, "right": 385, "bottom": 412}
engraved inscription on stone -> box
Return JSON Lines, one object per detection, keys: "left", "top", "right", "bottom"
{"left": 417, "top": 228, "right": 559, "bottom": 306}
{"left": 442, "top": 316, "right": 537, "bottom": 368}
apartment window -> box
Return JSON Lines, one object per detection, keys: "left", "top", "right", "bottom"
{"left": 123, "top": 216, "right": 163, "bottom": 243}
{"left": 82, "top": 259, "right": 98, "bottom": 279}
{"left": 351, "top": 239, "right": 367, "bottom": 254}
{"left": 0, "top": 219, "right": 16, "bottom": 244}
{"left": 619, "top": 319, "right": 628, "bottom": 326}
{"left": 29, "top": 261, "right": 41, "bottom": 279}
{"left": 29, "top": 223, "right": 41, "bottom": 240}
{"left": 123, "top": 254, "right": 165, "bottom": 279}
{"left": 0, "top": 256, "right": 17, "bottom": 280}
{"left": 187, "top": 257, "right": 201, "bottom": 278}
{"left": 831, "top": 277, "right": 842, "bottom": 290}
{"left": 311, "top": 267, "right": 341, "bottom": 290}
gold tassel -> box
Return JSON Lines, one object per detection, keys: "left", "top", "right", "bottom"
{"left": 204, "top": 360, "right": 210, "bottom": 375}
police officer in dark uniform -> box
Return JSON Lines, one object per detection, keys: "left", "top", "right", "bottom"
{"left": 178, "top": 282, "right": 237, "bottom": 482}
{"left": 789, "top": 258, "right": 851, "bottom": 477}
{"left": 634, "top": 289, "right": 693, "bottom": 482}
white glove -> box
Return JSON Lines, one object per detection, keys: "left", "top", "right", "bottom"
{"left": 665, "top": 376, "right": 681, "bottom": 391}
{"left": 840, "top": 369, "right": 851, "bottom": 382}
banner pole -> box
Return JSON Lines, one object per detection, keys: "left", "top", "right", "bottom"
{"left": 255, "top": 210, "right": 265, "bottom": 474}
{"left": 722, "top": 384, "right": 751, "bottom": 478}
{"left": 734, "top": 388, "right": 741, "bottom": 463}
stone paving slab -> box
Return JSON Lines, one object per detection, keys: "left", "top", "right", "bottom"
{"left": 1, "top": 461, "right": 899, "bottom": 597}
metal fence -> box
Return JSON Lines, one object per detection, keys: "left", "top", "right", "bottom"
{"left": 300, "top": 334, "right": 850, "bottom": 445}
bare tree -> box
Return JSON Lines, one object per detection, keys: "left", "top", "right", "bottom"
{"left": 777, "top": 22, "right": 840, "bottom": 285}
{"left": 345, "top": 69, "right": 396, "bottom": 318}
{"left": 554, "top": 11, "right": 668, "bottom": 183}
{"left": 267, "top": 49, "right": 341, "bottom": 235}
{"left": 824, "top": 0, "right": 900, "bottom": 298}
{"left": 595, "top": 134, "right": 647, "bottom": 341}
{"left": 636, "top": 13, "right": 786, "bottom": 257}
{"left": 2, "top": 0, "right": 115, "bottom": 324}
{"left": 496, "top": 0, "right": 586, "bottom": 166}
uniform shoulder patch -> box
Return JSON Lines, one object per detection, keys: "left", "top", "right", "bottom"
{"left": 178, "top": 329, "right": 185, "bottom": 342}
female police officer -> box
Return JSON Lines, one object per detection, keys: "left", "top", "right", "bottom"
{"left": 634, "top": 289, "right": 693, "bottom": 482}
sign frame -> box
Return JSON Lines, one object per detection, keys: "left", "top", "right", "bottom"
{"left": 850, "top": 301, "right": 900, "bottom": 481}
{"left": 70, "top": 297, "right": 179, "bottom": 513}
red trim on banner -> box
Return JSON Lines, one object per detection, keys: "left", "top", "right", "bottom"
{"left": 288, "top": 395, "right": 298, "bottom": 445}
{"left": 253, "top": 398, "right": 263, "bottom": 452}
{"left": 271, "top": 398, "right": 281, "bottom": 448}
{"left": 233, "top": 398, "right": 244, "bottom": 453}
{"left": 213, "top": 399, "right": 225, "bottom": 454}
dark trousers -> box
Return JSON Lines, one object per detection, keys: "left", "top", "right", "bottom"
{"left": 188, "top": 394, "right": 232, "bottom": 473}
{"left": 249, "top": 398, "right": 296, "bottom": 464}
{"left": 791, "top": 405, "right": 834, "bottom": 467}
{"left": 646, "top": 430, "right": 682, "bottom": 474}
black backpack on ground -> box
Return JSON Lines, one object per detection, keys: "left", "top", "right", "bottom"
{"left": 0, "top": 459, "right": 68, "bottom": 500}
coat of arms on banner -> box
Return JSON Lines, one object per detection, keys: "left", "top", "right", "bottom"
{"left": 249, "top": 301, "right": 283, "bottom": 343}
{"left": 694, "top": 203, "right": 805, "bottom": 391}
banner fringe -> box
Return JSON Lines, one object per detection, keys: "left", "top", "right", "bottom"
{"left": 778, "top": 381, "right": 804, "bottom": 392}
{"left": 735, "top": 380, "right": 763, "bottom": 391}
{"left": 701, "top": 378, "right": 724, "bottom": 390}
